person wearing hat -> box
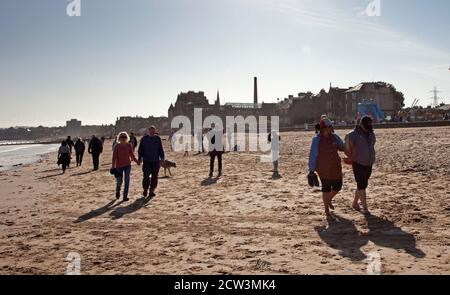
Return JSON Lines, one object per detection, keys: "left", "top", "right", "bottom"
{"left": 308, "top": 118, "right": 345, "bottom": 216}
{"left": 345, "top": 116, "right": 376, "bottom": 214}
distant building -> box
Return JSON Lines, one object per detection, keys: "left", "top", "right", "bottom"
{"left": 81, "top": 124, "right": 115, "bottom": 139}
{"left": 344, "top": 82, "right": 404, "bottom": 119}
{"left": 327, "top": 85, "right": 351, "bottom": 119}
{"left": 279, "top": 82, "right": 405, "bottom": 125}
{"left": 115, "top": 116, "right": 169, "bottom": 135}
{"left": 66, "top": 119, "right": 82, "bottom": 136}
{"left": 168, "top": 77, "right": 279, "bottom": 131}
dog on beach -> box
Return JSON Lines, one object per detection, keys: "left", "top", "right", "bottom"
{"left": 160, "top": 160, "right": 177, "bottom": 177}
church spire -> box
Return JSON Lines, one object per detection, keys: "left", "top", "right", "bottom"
{"left": 215, "top": 89, "right": 221, "bottom": 108}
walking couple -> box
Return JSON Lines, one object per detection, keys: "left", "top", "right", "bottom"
{"left": 112, "top": 126, "right": 165, "bottom": 201}
{"left": 308, "top": 116, "right": 376, "bottom": 216}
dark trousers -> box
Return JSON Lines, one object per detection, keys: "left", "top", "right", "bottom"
{"left": 352, "top": 162, "right": 373, "bottom": 190}
{"left": 143, "top": 161, "right": 160, "bottom": 191}
{"left": 91, "top": 153, "right": 100, "bottom": 170}
{"left": 209, "top": 151, "right": 223, "bottom": 174}
{"left": 76, "top": 152, "right": 84, "bottom": 166}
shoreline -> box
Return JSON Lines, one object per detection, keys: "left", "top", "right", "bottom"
{"left": 0, "top": 144, "right": 59, "bottom": 173}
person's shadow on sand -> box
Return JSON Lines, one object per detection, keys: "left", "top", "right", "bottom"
{"left": 109, "top": 196, "right": 153, "bottom": 220}
{"left": 74, "top": 200, "right": 124, "bottom": 223}
{"left": 37, "top": 172, "right": 64, "bottom": 179}
{"left": 70, "top": 170, "right": 92, "bottom": 177}
{"left": 315, "top": 214, "right": 369, "bottom": 261}
{"left": 365, "top": 214, "right": 425, "bottom": 258}
{"left": 201, "top": 177, "right": 219, "bottom": 186}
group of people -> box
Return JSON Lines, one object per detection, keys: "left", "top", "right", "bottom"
{"left": 57, "top": 118, "right": 376, "bottom": 216}
{"left": 308, "top": 116, "right": 376, "bottom": 216}
{"left": 57, "top": 135, "right": 104, "bottom": 173}
{"left": 57, "top": 127, "right": 165, "bottom": 202}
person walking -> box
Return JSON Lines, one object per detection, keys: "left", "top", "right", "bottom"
{"left": 88, "top": 135, "right": 103, "bottom": 171}
{"left": 269, "top": 130, "right": 281, "bottom": 178}
{"left": 196, "top": 129, "right": 204, "bottom": 154}
{"left": 226, "top": 127, "right": 233, "bottom": 152}
{"left": 129, "top": 132, "right": 138, "bottom": 152}
{"left": 112, "top": 132, "right": 140, "bottom": 201}
{"left": 308, "top": 118, "right": 345, "bottom": 216}
{"left": 112, "top": 133, "right": 118, "bottom": 152}
{"left": 66, "top": 136, "right": 75, "bottom": 154}
{"left": 345, "top": 116, "right": 376, "bottom": 214}
{"left": 138, "top": 126, "right": 165, "bottom": 198}
{"left": 74, "top": 138, "right": 85, "bottom": 167}
{"left": 57, "top": 141, "right": 71, "bottom": 174}
{"left": 168, "top": 130, "right": 176, "bottom": 152}
{"left": 208, "top": 124, "right": 224, "bottom": 178}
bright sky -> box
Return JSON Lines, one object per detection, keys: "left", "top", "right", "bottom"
{"left": 0, "top": 0, "right": 449, "bottom": 127}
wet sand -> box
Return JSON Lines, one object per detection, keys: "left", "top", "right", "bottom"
{"left": 0, "top": 127, "right": 449, "bottom": 274}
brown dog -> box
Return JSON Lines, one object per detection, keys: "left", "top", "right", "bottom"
{"left": 160, "top": 160, "right": 177, "bottom": 177}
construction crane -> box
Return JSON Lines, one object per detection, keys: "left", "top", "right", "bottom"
{"left": 411, "top": 98, "right": 420, "bottom": 108}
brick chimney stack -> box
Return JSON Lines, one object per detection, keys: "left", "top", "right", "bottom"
{"left": 254, "top": 77, "right": 258, "bottom": 105}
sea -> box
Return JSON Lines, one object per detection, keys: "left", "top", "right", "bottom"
{"left": 0, "top": 141, "right": 60, "bottom": 172}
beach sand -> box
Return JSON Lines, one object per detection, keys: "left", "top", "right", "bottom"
{"left": 0, "top": 127, "right": 449, "bottom": 274}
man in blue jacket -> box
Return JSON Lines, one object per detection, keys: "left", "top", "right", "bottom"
{"left": 138, "top": 126, "right": 165, "bottom": 197}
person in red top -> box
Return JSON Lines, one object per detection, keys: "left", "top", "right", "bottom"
{"left": 308, "top": 119, "right": 345, "bottom": 216}
{"left": 112, "top": 132, "right": 140, "bottom": 201}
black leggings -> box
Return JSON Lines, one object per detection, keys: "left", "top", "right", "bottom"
{"left": 352, "top": 163, "right": 373, "bottom": 190}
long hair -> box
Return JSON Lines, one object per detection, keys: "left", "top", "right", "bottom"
{"left": 116, "top": 131, "right": 130, "bottom": 144}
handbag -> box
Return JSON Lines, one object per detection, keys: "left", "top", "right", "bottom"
{"left": 110, "top": 168, "right": 121, "bottom": 178}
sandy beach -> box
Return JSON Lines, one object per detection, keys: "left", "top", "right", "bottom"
{"left": 0, "top": 127, "right": 449, "bottom": 275}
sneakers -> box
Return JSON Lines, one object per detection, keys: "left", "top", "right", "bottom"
{"left": 115, "top": 192, "right": 120, "bottom": 199}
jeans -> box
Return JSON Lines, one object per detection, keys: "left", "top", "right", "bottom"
{"left": 116, "top": 165, "right": 131, "bottom": 197}
{"left": 142, "top": 161, "right": 160, "bottom": 192}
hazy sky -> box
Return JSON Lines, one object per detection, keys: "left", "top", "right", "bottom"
{"left": 0, "top": 0, "right": 449, "bottom": 127}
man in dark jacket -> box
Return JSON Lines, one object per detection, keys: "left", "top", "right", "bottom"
{"left": 74, "top": 138, "right": 86, "bottom": 167}
{"left": 207, "top": 124, "right": 224, "bottom": 178}
{"left": 138, "top": 126, "right": 165, "bottom": 197}
{"left": 88, "top": 135, "right": 103, "bottom": 171}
